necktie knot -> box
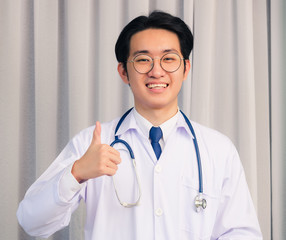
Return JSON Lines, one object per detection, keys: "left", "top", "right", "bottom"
{"left": 149, "top": 127, "right": 163, "bottom": 159}
{"left": 150, "top": 127, "right": 163, "bottom": 143}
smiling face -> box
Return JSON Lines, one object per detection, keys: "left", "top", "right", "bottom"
{"left": 118, "top": 28, "right": 190, "bottom": 121}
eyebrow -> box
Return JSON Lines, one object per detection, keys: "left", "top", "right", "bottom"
{"left": 132, "top": 48, "right": 180, "bottom": 57}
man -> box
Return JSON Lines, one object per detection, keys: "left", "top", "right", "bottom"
{"left": 17, "top": 11, "right": 262, "bottom": 239}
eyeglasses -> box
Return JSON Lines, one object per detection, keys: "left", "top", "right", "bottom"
{"left": 127, "top": 52, "right": 184, "bottom": 74}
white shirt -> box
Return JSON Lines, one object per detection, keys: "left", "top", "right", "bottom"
{"left": 17, "top": 109, "right": 262, "bottom": 240}
{"left": 133, "top": 107, "right": 179, "bottom": 149}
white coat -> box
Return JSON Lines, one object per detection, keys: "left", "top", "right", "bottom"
{"left": 17, "top": 109, "right": 262, "bottom": 240}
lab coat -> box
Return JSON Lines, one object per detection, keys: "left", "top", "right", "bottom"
{"left": 17, "top": 110, "right": 262, "bottom": 239}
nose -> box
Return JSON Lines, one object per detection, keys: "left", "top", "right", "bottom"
{"left": 147, "top": 58, "right": 165, "bottom": 78}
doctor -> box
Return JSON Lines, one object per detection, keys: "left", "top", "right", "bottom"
{"left": 17, "top": 11, "right": 262, "bottom": 239}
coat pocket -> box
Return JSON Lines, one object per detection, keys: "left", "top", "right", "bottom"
{"left": 179, "top": 175, "right": 220, "bottom": 240}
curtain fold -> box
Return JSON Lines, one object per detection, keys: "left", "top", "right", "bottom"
{"left": 0, "top": 1, "right": 22, "bottom": 239}
{"left": 1, "top": 0, "right": 284, "bottom": 239}
{"left": 270, "top": 0, "right": 286, "bottom": 239}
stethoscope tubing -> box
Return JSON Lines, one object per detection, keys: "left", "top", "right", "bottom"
{"left": 109, "top": 108, "right": 205, "bottom": 209}
{"left": 179, "top": 110, "right": 203, "bottom": 194}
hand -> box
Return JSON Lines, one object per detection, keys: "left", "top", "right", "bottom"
{"left": 71, "top": 121, "right": 121, "bottom": 183}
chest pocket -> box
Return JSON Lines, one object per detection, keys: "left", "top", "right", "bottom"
{"left": 179, "top": 175, "right": 220, "bottom": 240}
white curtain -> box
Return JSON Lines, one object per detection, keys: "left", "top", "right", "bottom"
{"left": 270, "top": 0, "right": 286, "bottom": 239}
{"left": 1, "top": 0, "right": 285, "bottom": 239}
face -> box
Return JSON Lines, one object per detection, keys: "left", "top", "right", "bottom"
{"left": 118, "top": 28, "right": 190, "bottom": 115}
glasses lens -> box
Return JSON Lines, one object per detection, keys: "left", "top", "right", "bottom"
{"left": 133, "top": 55, "right": 153, "bottom": 73}
{"left": 161, "top": 53, "right": 181, "bottom": 72}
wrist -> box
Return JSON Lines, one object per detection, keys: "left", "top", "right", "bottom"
{"left": 71, "top": 160, "right": 86, "bottom": 183}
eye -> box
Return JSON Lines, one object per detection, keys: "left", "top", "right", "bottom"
{"left": 134, "top": 55, "right": 152, "bottom": 63}
{"left": 162, "top": 54, "right": 178, "bottom": 63}
{"left": 163, "top": 57, "right": 175, "bottom": 62}
{"left": 137, "top": 58, "right": 150, "bottom": 62}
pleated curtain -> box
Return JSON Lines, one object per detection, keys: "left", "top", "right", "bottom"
{"left": 0, "top": 0, "right": 285, "bottom": 239}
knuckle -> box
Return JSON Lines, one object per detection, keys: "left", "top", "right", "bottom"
{"left": 101, "top": 144, "right": 109, "bottom": 150}
{"left": 97, "top": 165, "right": 105, "bottom": 174}
{"left": 110, "top": 169, "right": 117, "bottom": 176}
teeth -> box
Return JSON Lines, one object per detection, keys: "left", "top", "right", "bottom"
{"left": 147, "top": 83, "right": 168, "bottom": 89}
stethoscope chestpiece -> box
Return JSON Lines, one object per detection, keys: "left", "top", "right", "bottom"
{"left": 195, "top": 193, "right": 207, "bottom": 212}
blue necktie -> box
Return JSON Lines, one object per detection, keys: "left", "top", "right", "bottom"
{"left": 149, "top": 126, "right": 163, "bottom": 160}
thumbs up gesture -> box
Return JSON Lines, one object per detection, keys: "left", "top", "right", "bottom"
{"left": 72, "top": 121, "right": 121, "bottom": 183}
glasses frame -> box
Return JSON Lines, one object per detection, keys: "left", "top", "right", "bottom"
{"left": 127, "top": 52, "right": 185, "bottom": 74}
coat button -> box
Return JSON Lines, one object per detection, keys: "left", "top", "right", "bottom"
{"left": 155, "top": 208, "right": 163, "bottom": 216}
{"left": 155, "top": 165, "right": 162, "bottom": 173}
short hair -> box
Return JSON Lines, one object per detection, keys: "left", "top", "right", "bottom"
{"left": 115, "top": 10, "right": 193, "bottom": 70}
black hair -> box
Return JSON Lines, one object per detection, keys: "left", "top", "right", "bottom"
{"left": 115, "top": 10, "right": 193, "bottom": 71}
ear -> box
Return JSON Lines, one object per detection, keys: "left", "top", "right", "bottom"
{"left": 183, "top": 59, "right": 191, "bottom": 82}
{"left": 117, "top": 63, "right": 129, "bottom": 84}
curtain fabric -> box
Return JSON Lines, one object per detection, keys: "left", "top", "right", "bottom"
{"left": 270, "top": 0, "right": 286, "bottom": 239}
{"left": 0, "top": 0, "right": 284, "bottom": 239}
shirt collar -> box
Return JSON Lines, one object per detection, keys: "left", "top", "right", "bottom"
{"left": 133, "top": 107, "right": 191, "bottom": 142}
{"left": 114, "top": 108, "right": 194, "bottom": 140}
{"left": 132, "top": 108, "right": 153, "bottom": 139}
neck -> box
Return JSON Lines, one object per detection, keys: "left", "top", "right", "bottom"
{"left": 135, "top": 105, "right": 178, "bottom": 126}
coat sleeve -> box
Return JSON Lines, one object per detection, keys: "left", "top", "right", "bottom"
{"left": 211, "top": 143, "right": 263, "bottom": 240}
{"left": 16, "top": 129, "right": 91, "bottom": 238}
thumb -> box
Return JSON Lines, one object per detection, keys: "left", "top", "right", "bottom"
{"left": 93, "top": 121, "right": 101, "bottom": 145}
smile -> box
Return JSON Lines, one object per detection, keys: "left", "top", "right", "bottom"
{"left": 146, "top": 83, "right": 168, "bottom": 89}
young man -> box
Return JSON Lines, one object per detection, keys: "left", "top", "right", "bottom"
{"left": 17, "top": 11, "right": 262, "bottom": 239}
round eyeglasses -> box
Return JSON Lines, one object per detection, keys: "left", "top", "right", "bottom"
{"left": 127, "top": 52, "right": 184, "bottom": 74}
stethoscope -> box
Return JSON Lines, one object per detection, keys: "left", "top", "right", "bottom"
{"left": 110, "top": 108, "right": 207, "bottom": 212}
